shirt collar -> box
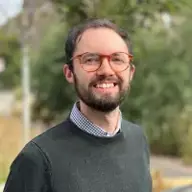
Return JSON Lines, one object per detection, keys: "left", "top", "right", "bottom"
{"left": 70, "top": 102, "right": 122, "bottom": 137}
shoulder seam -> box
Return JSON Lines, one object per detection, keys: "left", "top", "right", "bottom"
{"left": 30, "top": 141, "right": 54, "bottom": 189}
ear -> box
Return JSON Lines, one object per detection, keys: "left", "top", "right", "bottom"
{"left": 63, "top": 64, "right": 74, "bottom": 84}
{"left": 129, "top": 64, "right": 136, "bottom": 81}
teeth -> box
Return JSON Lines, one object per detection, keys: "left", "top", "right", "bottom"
{"left": 96, "top": 83, "right": 114, "bottom": 88}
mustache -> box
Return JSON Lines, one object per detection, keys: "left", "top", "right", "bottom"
{"left": 89, "top": 76, "right": 121, "bottom": 86}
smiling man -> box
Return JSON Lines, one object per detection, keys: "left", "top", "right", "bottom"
{"left": 4, "top": 19, "right": 152, "bottom": 192}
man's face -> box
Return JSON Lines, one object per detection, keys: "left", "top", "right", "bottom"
{"left": 64, "top": 28, "right": 135, "bottom": 112}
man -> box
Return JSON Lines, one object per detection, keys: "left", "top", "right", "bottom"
{"left": 4, "top": 19, "right": 152, "bottom": 192}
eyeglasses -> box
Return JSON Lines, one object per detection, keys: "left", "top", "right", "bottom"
{"left": 71, "top": 52, "right": 133, "bottom": 72}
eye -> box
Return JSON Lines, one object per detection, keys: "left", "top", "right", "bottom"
{"left": 82, "top": 54, "right": 100, "bottom": 64}
{"left": 85, "top": 57, "right": 98, "bottom": 63}
{"left": 85, "top": 58, "right": 94, "bottom": 62}
{"left": 112, "top": 57, "right": 122, "bottom": 61}
{"left": 111, "top": 53, "right": 129, "bottom": 64}
{"left": 111, "top": 56, "right": 125, "bottom": 63}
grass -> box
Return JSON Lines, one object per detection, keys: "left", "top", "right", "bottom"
{"left": 0, "top": 115, "right": 41, "bottom": 182}
{"left": 151, "top": 170, "right": 192, "bottom": 191}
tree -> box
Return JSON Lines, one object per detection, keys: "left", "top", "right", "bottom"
{"left": 0, "top": 32, "right": 21, "bottom": 89}
{"left": 32, "top": 0, "right": 192, "bottom": 158}
{"left": 51, "top": 0, "right": 191, "bottom": 32}
{"left": 121, "top": 15, "right": 192, "bottom": 155}
{"left": 32, "top": 23, "right": 75, "bottom": 125}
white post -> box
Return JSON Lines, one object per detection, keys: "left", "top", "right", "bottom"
{"left": 21, "top": 0, "right": 33, "bottom": 145}
{"left": 22, "top": 44, "right": 31, "bottom": 144}
{"left": 0, "top": 57, "right": 5, "bottom": 73}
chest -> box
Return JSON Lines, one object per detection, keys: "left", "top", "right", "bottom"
{"left": 50, "top": 144, "right": 151, "bottom": 192}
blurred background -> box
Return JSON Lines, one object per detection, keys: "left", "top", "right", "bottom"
{"left": 0, "top": 0, "right": 192, "bottom": 191}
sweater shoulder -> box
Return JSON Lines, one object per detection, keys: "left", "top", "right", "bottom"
{"left": 122, "top": 119, "right": 150, "bottom": 160}
{"left": 30, "top": 119, "right": 73, "bottom": 150}
{"left": 122, "top": 119, "right": 144, "bottom": 135}
{"left": 121, "top": 119, "right": 149, "bottom": 146}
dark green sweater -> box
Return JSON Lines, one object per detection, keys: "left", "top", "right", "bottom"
{"left": 4, "top": 118, "right": 152, "bottom": 192}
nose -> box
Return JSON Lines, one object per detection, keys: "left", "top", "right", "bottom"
{"left": 96, "top": 58, "right": 115, "bottom": 76}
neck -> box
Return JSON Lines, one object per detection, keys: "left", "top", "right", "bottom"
{"left": 79, "top": 100, "right": 120, "bottom": 134}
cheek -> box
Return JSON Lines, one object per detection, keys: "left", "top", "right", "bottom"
{"left": 118, "top": 72, "right": 132, "bottom": 85}
{"left": 75, "top": 70, "right": 93, "bottom": 88}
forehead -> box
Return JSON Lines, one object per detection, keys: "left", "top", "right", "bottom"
{"left": 75, "top": 28, "right": 129, "bottom": 55}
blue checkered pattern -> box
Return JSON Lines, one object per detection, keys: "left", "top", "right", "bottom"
{"left": 70, "top": 102, "right": 122, "bottom": 137}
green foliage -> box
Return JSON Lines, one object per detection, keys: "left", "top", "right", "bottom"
{"left": 181, "top": 127, "right": 192, "bottom": 165}
{"left": 32, "top": 0, "right": 192, "bottom": 160}
{"left": 32, "top": 23, "right": 75, "bottom": 124}
{"left": 120, "top": 16, "right": 192, "bottom": 155}
{"left": 176, "top": 106, "right": 192, "bottom": 164}
{"left": 51, "top": 0, "right": 192, "bottom": 32}
{"left": 0, "top": 32, "right": 21, "bottom": 89}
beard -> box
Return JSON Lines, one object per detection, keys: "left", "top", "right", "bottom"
{"left": 73, "top": 74, "right": 129, "bottom": 112}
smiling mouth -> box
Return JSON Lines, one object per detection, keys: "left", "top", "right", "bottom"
{"left": 93, "top": 83, "right": 118, "bottom": 88}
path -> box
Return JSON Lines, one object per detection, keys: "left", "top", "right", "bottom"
{"left": 150, "top": 155, "right": 192, "bottom": 178}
